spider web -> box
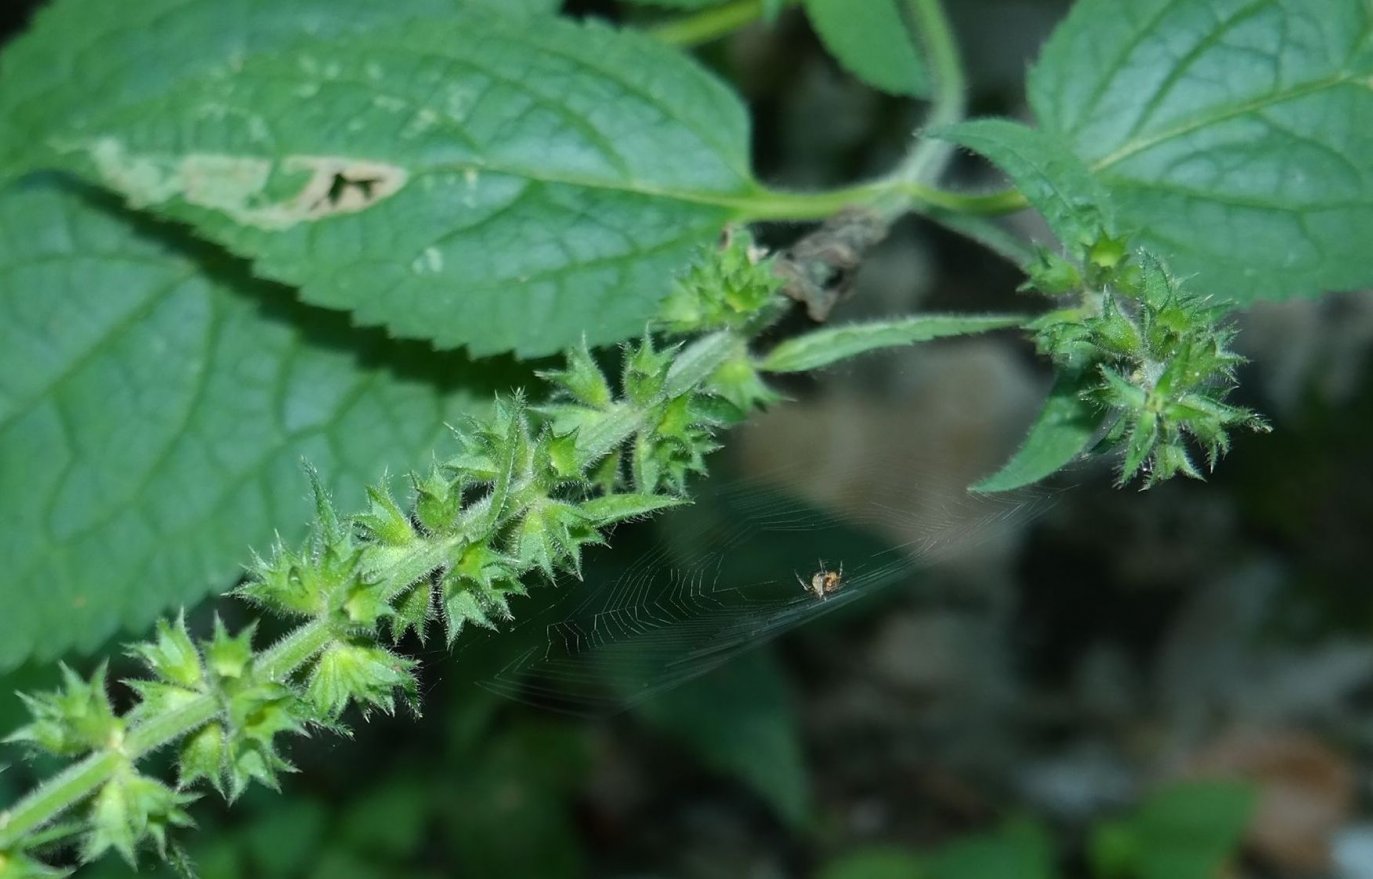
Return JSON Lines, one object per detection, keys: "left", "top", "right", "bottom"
{"left": 454, "top": 447, "right": 1060, "bottom": 716}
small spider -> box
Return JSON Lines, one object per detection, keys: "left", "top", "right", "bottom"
{"left": 797, "top": 560, "right": 844, "bottom": 601}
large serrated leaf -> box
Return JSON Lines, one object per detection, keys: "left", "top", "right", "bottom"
{"left": 0, "top": 180, "right": 508, "bottom": 671}
{"left": 1031, "top": 0, "right": 1373, "bottom": 302}
{"left": 934, "top": 119, "right": 1114, "bottom": 251}
{"left": 803, "top": 0, "right": 929, "bottom": 97}
{"left": 0, "top": 0, "right": 552, "bottom": 177}
{"left": 7, "top": 4, "right": 760, "bottom": 357}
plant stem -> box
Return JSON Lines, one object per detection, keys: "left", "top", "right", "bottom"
{"left": 877, "top": 0, "right": 969, "bottom": 217}
{"left": 734, "top": 181, "right": 1023, "bottom": 222}
{"left": 0, "top": 752, "right": 120, "bottom": 848}
{"left": 0, "top": 334, "right": 745, "bottom": 852}
{"left": 576, "top": 330, "right": 738, "bottom": 465}
{"left": 649, "top": 0, "right": 789, "bottom": 47}
{"left": 1, "top": 612, "right": 335, "bottom": 849}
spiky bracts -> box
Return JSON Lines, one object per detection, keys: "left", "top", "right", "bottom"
{"left": 1024, "top": 236, "right": 1268, "bottom": 487}
{"left": 0, "top": 262, "right": 783, "bottom": 870}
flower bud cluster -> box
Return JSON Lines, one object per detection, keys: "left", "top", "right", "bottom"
{"left": 1, "top": 240, "right": 788, "bottom": 874}
{"left": 1025, "top": 235, "right": 1268, "bottom": 486}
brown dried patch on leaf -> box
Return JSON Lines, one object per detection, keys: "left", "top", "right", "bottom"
{"left": 83, "top": 138, "right": 408, "bottom": 229}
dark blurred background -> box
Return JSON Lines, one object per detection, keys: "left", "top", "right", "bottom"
{"left": 4, "top": 1, "right": 1373, "bottom": 877}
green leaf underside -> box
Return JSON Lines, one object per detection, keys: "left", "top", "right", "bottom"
{"left": 803, "top": 0, "right": 930, "bottom": 97}
{"left": 760, "top": 314, "right": 1025, "bottom": 373}
{"left": 934, "top": 119, "right": 1113, "bottom": 250}
{"left": 6, "top": 4, "right": 759, "bottom": 357}
{"left": 1031, "top": 0, "right": 1373, "bottom": 301}
{"left": 0, "top": 180, "right": 502, "bottom": 671}
{"left": 972, "top": 373, "right": 1097, "bottom": 493}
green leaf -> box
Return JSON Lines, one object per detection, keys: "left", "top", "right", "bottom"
{"left": 1090, "top": 781, "right": 1254, "bottom": 879}
{"left": 1030, "top": 0, "right": 1373, "bottom": 302}
{"left": 934, "top": 119, "right": 1114, "bottom": 253}
{"left": 0, "top": 181, "right": 502, "bottom": 672}
{"left": 0, "top": 0, "right": 544, "bottom": 176}
{"left": 972, "top": 372, "right": 1098, "bottom": 493}
{"left": 760, "top": 314, "right": 1025, "bottom": 373}
{"left": 818, "top": 847, "right": 928, "bottom": 879}
{"left": 577, "top": 492, "right": 688, "bottom": 525}
{"left": 927, "top": 819, "right": 1058, "bottom": 879}
{"left": 637, "top": 650, "right": 810, "bottom": 828}
{"left": 476, "top": 0, "right": 561, "bottom": 13}
{"left": 803, "top": 0, "right": 930, "bottom": 96}
{"left": 12, "top": 5, "right": 759, "bottom": 356}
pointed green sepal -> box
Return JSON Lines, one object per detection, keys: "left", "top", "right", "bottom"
{"left": 514, "top": 499, "right": 602, "bottom": 581}
{"left": 124, "top": 680, "right": 202, "bottom": 725}
{"left": 238, "top": 536, "right": 364, "bottom": 620}
{"left": 390, "top": 582, "right": 434, "bottom": 644}
{"left": 537, "top": 339, "right": 613, "bottom": 409}
{"left": 7, "top": 663, "right": 122, "bottom": 757}
{"left": 203, "top": 618, "right": 255, "bottom": 681}
{"left": 657, "top": 230, "right": 781, "bottom": 333}
{"left": 178, "top": 723, "right": 228, "bottom": 795}
{"left": 303, "top": 462, "right": 345, "bottom": 548}
{"left": 354, "top": 484, "right": 415, "bottom": 547}
{"left": 306, "top": 641, "right": 418, "bottom": 720}
{"left": 412, "top": 467, "right": 463, "bottom": 535}
{"left": 128, "top": 614, "right": 203, "bottom": 690}
{"left": 622, "top": 336, "right": 677, "bottom": 405}
{"left": 340, "top": 576, "right": 393, "bottom": 633}
{"left": 85, "top": 768, "right": 196, "bottom": 866}
{"left": 707, "top": 355, "right": 779, "bottom": 416}
{"left": 545, "top": 430, "right": 584, "bottom": 482}
{"left": 220, "top": 680, "right": 307, "bottom": 799}
{"left": 440, "top": 542, "right": 526, "bottom": 643}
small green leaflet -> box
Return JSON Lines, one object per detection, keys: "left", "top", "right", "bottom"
{"left": 7, "top": 4, "right": 760, "bottom": 357}
{"left": 803, "top": 0, "right": 930, "bottom": 97}
{"left": 972, "top": 372, "right": 1097, "bottom": 493}
{"left": 934, "top": 119, "right": 1114, "bottom": 253}
{"left": 1031, "top": 0, "right": 1373, "bottom": 302}
{"left": 760, "top": 314, "right": 1025, "bottom": 373}
{"left": 0, "top": 181, "right": 505, "bottom": 671}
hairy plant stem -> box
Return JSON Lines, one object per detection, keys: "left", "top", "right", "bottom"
{"left": 735, "top": 182, "right": 1023, "bottom": 223}
{"left": 878, "top": 0, "right": 968, "bottom": 217}
{"left": 720, "top": 0, "right": 1026, "bottom": 227}
{"left": 645, "top": 0, "right": 1026, "bottom": 225}
{"left": 0, "top": 329, "right": 745, "bottom": 854}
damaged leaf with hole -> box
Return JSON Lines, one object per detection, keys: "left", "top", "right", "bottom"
{"left": 83, "top": 138, "right": 407, "bottom": 229}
